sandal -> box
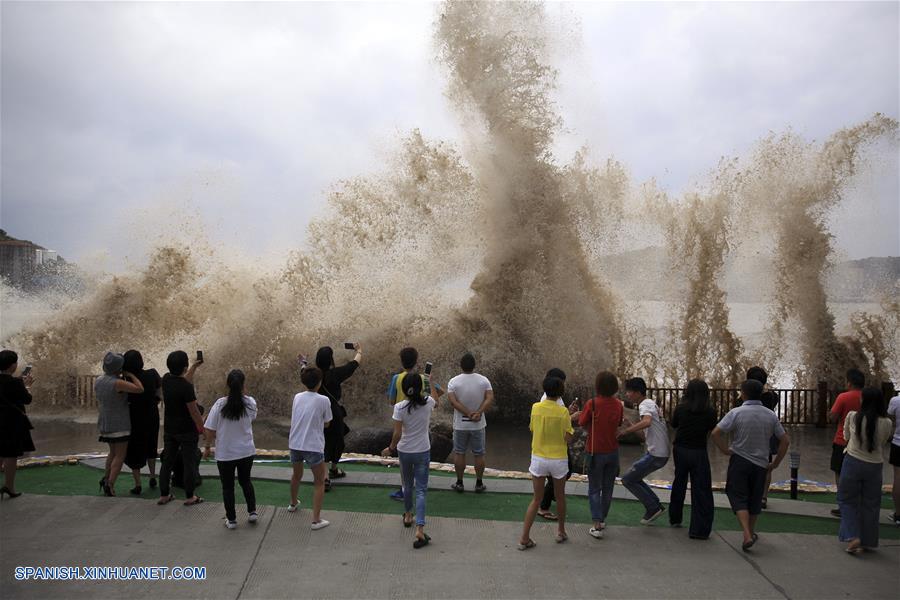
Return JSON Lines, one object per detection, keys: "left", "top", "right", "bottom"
{"left": 329, "top": 468, "right": 347, "bottom": 479}
{"left": 184, "top": 496, "right": 204, "bottom": 506}
{"left": 556, "top": 532, "right": 568, "bottom": 544}
{"left": 845, "top": 539, "right": 862, "bottom": 555}
{"left": 742, "top": 533, "right": 759, "bottom": 552}
{"left": 157, "top": 494, "right": 175, "bottom": 505}
{"left": 324, "top": 479, "right": 332, "bottom": 492}
{"left": 517, "top": 539, "right": 536, "bottom": 551}
{"left": 537, "top": 510, "right": 558, "bottom": 521}
{"left": 403, "top": 513, "right": 413, "bottom": 528}
{"left": 413, "top": 534, "right": 431, "bottom": 549}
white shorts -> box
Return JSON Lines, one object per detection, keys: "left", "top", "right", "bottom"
{"left": 529, "top": 455, "right": 569, "bottom": 479}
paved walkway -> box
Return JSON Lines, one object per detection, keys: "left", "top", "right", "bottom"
{"left": 1, "top": 495, "right": 897, "bottom": 599}
{"left": 81, "top": 458, "right": 895, "bottom": 522}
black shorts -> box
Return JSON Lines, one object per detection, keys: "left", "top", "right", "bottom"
{"left": 99, "top": 434, "right": 131, "bottom": 444}
{"left": 725, "top": 454, "right": 767, "bottom": 515}
{"left": 830, "top": 443, "right": 846, "bottom": 474}
{"left": 890, "top": 443, "right": 900, "bottom": 467}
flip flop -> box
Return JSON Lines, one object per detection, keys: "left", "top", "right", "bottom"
{"left": 556, "top": 532, "right": 568, "bottom": 544}
{"left": 184, "top": 497, "right": 205, "bottom": 506}
{"left": 845, "top": 539, "right": 862, "bottom": 555}
{"left": 537, "top": 510, "right": 558, "bottom": 521}
{"left": 517, "top": 539, "right": 536, "bottom": 551}
{"left": 413, "top": 534, "right": 431, "bottom": 549}
{"left": 157, "top": 494, "right": 174, "bottom": 505}
{"left": 403, "top": 514, "right": 413, "bottom": 528}
{"left": 742, "top": 533, "right": 758, "bottom": 552}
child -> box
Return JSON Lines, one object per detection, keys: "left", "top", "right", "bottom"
{"left": 519, "top": 375, "right": 573, "bottom": 550}
{"left": 288, "top": 367, "right": 332, "bottom": 530}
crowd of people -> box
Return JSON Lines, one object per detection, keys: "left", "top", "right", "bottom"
{"left": 0, "top": 347, "right": 898, "bottom": 555}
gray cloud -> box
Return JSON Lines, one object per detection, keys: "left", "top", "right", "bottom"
{"left": 2, "top": 1, "right": 897, "bottom": 267}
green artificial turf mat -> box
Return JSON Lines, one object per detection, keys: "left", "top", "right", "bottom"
{"left": 11, "top": 464, "right": 899, "bottom": 540}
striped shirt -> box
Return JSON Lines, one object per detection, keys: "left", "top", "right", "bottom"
{"left": 716, "top": 400, "right": 786, "bottom": 468}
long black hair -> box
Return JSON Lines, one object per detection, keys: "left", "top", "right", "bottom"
{"left": 855, "top": 386, "right": 886, "bottom": 453}
{"left": 404, "top": 372, "right": 426, "bottom": 413}
{"left": 681, "top": 379, "right": 710, "bottom": 413}
{"left": 221, "top": 369, "right": 247, "bottom": 421}
{"left": 123, "top": 349, "right": 144, "bottom": 375}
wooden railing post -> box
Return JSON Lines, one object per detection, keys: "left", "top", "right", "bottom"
{"left": 816, "top": 380, "right": 829, "bottom": 428}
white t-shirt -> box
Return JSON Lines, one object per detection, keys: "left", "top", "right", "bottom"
{"left": 886, "top": 396, "right": 900, "bottom": 445}
{"left": 289, "top": 391, "right": 333, "bottom": 453}
{"left": 392, "top": 396, "right": 436, "bottom": 454}
{"left": 204, "top": 396, "right": 258, "bottom": 462}
{"left": 447, "top": 372, "right": 492, "bottom": 431}
{"left": 539, "top": 393, "right": 565, "bottom": 407}
{"left": 639, "top": 398, "right": 670, "bottom": 458}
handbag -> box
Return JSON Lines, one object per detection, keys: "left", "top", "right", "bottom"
{"left": 580, "top": 397, "right": 596, "bottom": 475}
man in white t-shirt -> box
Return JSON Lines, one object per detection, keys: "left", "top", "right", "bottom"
{"left": 446, "top": 353, "right": 494, "bottom": 493}
{"left": 887, "top": 394, "right": 900, "bottom": 525}
{"left": 618, "top": 377, "right": 670, "bottom": 525}
{"left": 288, "top": 367, "right": 333, "bottom": 530}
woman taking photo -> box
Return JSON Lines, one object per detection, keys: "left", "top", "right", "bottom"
{"left": 316, "top": 344, "right": 361, "bottom": 490}
{"left": 123, "top": 350, "right": 162, "bottom": 494}
{"left": 96, "top": 352, "right": 144, "bottom": 496}
{"left": 382, "top": 373, "right": 439, "bottom": 549}
{"left": 669, "top": 379, "right": 717, "bottom": 539}
{"left": 203, "top": 370, "right": 258, "bottom": 529}
{"left": 838, "top": 386, "right": 892, "bottom": 554}
{"left": 0, "top": 350, "right": 35, "bottom": 499}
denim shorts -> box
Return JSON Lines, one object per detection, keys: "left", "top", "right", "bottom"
{"left": 453, "top": 429, "right": 486, "bottom": 456}
{"left": 290, "top": 449, "right": 324, "bottom": 466}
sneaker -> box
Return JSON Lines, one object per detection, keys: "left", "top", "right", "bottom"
{"left": 588, "top": 527, "right": 603, "bottom": 539}
{"left": 830, "top": 508, "right": 841, "bottom": 518}
{"left": 474, "top": 481, "right": 487, "bottom": 493}
{"left": 888, "top": 513, "right": 900, "bottom": 525}
{"left": 287, "top": 503, "right": 299, "bottom": 512}
{"left": 225, "top": 520, "right": 237, "bottom": 530}
{"left": 390, "top": 489, "right": 404, "bottom": 501}
{"left": 451, "top": 481, "right": 465, "bottom": 493}
{"left": 248, "top": 511, "right": 258, "bottom": 523}
{"left": 640, "top": 505, "right": 666, "bottom": 525}
{"left": 311, "top": 519, "right": 330, "bottom": 530}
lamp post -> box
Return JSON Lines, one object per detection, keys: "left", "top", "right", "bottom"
{"left": 789, "top": 450, "right": 801, "bottom": 500}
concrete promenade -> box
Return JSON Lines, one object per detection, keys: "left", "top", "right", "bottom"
{"left": 1, "top": 494, "right": 898, "bottom": 600}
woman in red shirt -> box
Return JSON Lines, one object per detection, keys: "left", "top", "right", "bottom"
{"left": 578, "top": 371, "right": 624, "bottom": 539}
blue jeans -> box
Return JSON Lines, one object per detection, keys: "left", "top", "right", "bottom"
{"left": 399, "top": 450, "right": 430, "bottom": 526}
{"left": 838, "top": 454, "right": 883, "bottom": 548}
{"left": 587, "top": 450, "right": 619, "bottom": 522}
{"left": 621, "top": 453, "right": 668, "bottom": 513}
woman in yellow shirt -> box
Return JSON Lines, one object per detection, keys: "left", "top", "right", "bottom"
{"left": 519, "top": 376, "right": 574, "bottom": 550}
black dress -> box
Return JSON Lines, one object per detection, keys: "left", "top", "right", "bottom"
{"left": 124, "top": 369, "right": 162, "bottom": 470}
{"left": 0, "top": 374, "right": 35, "bottom": 458}
{"left": 322, "top": 360, "right": 359, "bottom": 464}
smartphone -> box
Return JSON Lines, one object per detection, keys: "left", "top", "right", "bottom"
{"left": 21, "top": 365, "right": 32, "bottom": 377}
{"left": 344, "top": 342, "right": 356, "bottom": 350}
{"left": 424, "top": 362, "right": 433, "bottom": 375}
{"left": 196, "top": 350, "right": 204, "bottom": 363}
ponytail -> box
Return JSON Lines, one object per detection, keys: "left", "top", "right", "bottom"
{"left": 405, "top": 373, "right": 426, "bottom": 413}
{"left": 221, "top": 369, "right": 247, "bottom": 421}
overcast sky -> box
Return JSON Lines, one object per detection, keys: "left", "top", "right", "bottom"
{"left": 2, "top": 1, "right": 898, "bottom": 270}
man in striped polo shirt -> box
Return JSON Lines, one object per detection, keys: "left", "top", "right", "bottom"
{"left": 712, "top": 379, "right": 790, "bottom": 552}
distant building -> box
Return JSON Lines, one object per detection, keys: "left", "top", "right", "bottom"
{"left": 0, "top": 239, "right": 40, "bottom": 287}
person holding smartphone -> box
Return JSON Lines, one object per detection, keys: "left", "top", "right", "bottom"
{"left": 0, "top": 350, "right": 34, "bottom": 499}
{"left": 316, "top": 343, "right": 362, "bottom": 490}
{"left": 95, "top": 352, "right": 145, "bottom": 496}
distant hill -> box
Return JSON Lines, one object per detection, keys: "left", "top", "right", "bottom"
{"left": 597, "top": 246, "right": 899, "bottom": 303}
